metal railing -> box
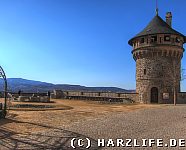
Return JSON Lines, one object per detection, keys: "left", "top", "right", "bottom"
{"left": 0, "top": 66, "right": 7, "bottom": 118}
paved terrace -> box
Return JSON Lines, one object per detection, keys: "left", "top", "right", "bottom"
{"left": 0, "top": 99, "right": 186, "bottom": 149}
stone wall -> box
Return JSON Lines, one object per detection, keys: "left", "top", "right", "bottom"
{"left": 17, "top": 96, "right": 50, "bottom": 103}
{"left": 52, "top": 90, "right": 139, "bottom": 103}
{"left": 52, "top": 90, "right": 65, "bottom": 99}
{"left": 135, "top": 46, "right": 182, "bottom": 104}
{"left": 119, "top": 93, "right": 139, "bottom": 102}
{"left": 177, "top": 92, "right": 186, "bottom": 104}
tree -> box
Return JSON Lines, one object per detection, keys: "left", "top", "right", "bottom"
{"left": 172, "top": 59, "right": 186, "bottom": 106}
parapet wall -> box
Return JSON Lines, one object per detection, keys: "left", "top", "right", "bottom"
{"left": 120, "top": 93, "right": 139, "bottom": 102}
{"left": 52, "top": 90, "right": 139, "bottom": 102}
{"left": 177, "top": 92, "right": 186, "bottom": 104}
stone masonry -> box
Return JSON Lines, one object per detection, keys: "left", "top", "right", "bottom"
{"left": 128, "top": 12, "right": 186, "bottom": 103}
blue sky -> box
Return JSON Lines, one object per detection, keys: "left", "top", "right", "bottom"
{"left": 0, "top": 0, "right": 185, "bottom": 91}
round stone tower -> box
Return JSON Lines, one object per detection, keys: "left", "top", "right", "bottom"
{"left": 128, "top": 12, "right": 186, "bottom": 104}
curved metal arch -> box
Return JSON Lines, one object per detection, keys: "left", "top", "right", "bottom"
{"left": 0, "top": 66, "right": 7, "bottom": 118}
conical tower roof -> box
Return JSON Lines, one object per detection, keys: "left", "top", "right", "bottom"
{"left": 128, "top": 15, "right": 186, "bottom": 45}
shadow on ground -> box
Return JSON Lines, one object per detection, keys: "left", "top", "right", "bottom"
{"left": 0, "top": 118, "right": 101, "bottom": 150}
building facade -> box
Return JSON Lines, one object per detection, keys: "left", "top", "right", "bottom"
{"left": 129, "top": 12, "right": 186, "bottom": 103}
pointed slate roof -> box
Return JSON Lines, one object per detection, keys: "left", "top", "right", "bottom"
{"left": 128, "top": 15, "right": 186, "bottom": 45}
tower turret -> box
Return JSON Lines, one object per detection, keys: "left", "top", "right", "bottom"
{"left": 128, "top": 13, "right": 185, "bottom": 103}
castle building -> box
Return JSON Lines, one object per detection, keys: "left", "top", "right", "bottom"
{"left": 128, "top": 11, "right": 186, "bottom": 103}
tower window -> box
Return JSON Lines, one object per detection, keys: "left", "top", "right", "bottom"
{"left": 144, "top": 69, "right": 147, "bottom": 75}
{"left": 150, "top": 36, "right": 157, "bottom": 43}
{"left": 164, "top": 35, "right": 171, "bottom": 41}
{"left": 176, "top": 37, "right": 181, "bottom": 43}
{"left": 140, "top": 38, "right": 145, "bottom": 43}
{"left": 160, "top": 37, "right": 162, "bottom": 43}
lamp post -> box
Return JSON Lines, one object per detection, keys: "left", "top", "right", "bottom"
{"left": 0, "top": 66, "right": 7, "bottom": 118}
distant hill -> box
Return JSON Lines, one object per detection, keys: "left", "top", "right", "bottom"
{"left": 0, "top": 78, "right": 135, "bottom": 93}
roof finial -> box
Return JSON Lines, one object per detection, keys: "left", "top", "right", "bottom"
{"left": 156, "top": 0, "right": 159, "bottom": 15}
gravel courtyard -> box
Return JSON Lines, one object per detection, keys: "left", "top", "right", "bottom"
{"left": 65, "top": 105, "right": 186, "bottom": 150}
{"left": 0, "top": 100, "right": 186, "bottom": 149}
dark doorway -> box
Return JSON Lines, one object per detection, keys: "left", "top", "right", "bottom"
{"left": 151, "top": 87, "right": 158, "bottom": 103}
